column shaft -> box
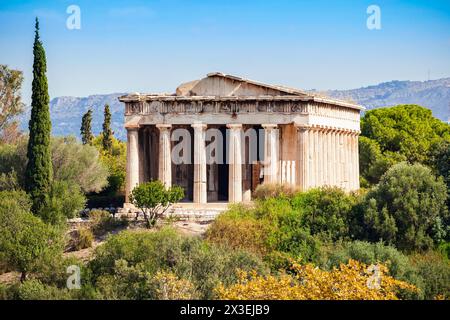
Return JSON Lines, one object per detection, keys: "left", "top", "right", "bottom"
{"left": 192, "top": 124, "right": 207, "bottom": 203}
{"left": 156, "top": 124, "right": 172, "bottom": 188}
{"left": 296, "top": 125, "right": 309, "bottom": 191}
{"left": 227, "top": 124, "right": 243, "bottom": 202}
{"left": 262, "top": 124, "right": 279, "bottom": 184}
{"left": 126, "top": 127, "right": 139, "bottom": 203}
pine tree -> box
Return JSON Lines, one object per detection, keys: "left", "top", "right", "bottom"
{"left": 102, "top": 104, "right": 113, "bottom": 152}
{"left": 25, "top": 18, "right": 53, "bottom": 215}
{"left": 80, "top": 109, "right": 94, "bottom": 145}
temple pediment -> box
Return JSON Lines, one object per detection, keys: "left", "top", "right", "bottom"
{"left": 176, "top": 72, "right": 310, "bottom": 97}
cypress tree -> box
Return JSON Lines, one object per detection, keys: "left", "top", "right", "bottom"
{"left": 25, "top": 18, "right": 53, "bottom": 215}
{"left": 102, "top": 104, "right": 113, "bottom": 152}
{"left": 80, "top": 109, "right": 94, "bottom": 145}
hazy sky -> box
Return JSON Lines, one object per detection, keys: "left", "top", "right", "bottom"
{"left": 1, "top": 0, "right": 450, "bottom": 104}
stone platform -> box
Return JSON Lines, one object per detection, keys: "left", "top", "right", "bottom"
{"left": 118, "top": 202, "right": 230, "bottom": 222}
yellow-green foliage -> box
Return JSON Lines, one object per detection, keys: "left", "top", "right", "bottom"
{"left": 253, "top": 183, "right": 300, "bottom": 200}
{"left": 93, "top": 135, "right": 126, "bottom": 193}
{"left": 206, "top": 204, "right": 271, "bottom": 256}
{"left": 216, "top": 260, "right": 417, "bottom": 300}
{"left": 75, "top": 228, "right": 94, "bottom": 250}
{"left": 150, "top": 271, "right": 198, "bottom": 300}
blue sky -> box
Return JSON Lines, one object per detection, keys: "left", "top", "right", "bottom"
{"left": 1, "top": 0, "right": 449, "bottom": 104}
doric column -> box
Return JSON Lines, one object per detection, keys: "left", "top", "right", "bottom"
{"left": 309, "top": 127, "right": 316, "bottom": 187}
{"left": 227, "top": 124, "right": 243, "bottom": 202}
{"left": 322, "top": 127, "right": 328, "bottom": 186}
{"left": 330, "top": 129, "right": 336, "bottom": 186}
{"left": 344, "top": 130, "right": 351, "bottom": 191}
{"left": 192, "top": 123, "right": 207, "bottom": 204}
{"left": 262, "top": 124, "right": 279, "bottom": 184}
{"left": 156, "top": 124, "right": 172, "bottom": 188}
{"left": 317, "top": 128, "right": 323, "bottom": 186}
{"left": 336, "top": 130, "right": 343, "bottom": 188}
{"left": 355, "top": 131, "right": 360, "bottom": 190}
{"left": 296, "top": 124, "right": 309, "bottom": 191}
{"left": 126, "top": 127, "right": 139, "bottom": 203}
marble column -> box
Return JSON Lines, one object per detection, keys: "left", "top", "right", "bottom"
{"left": 344, "top": 130, "right": 351, "bottom": 191}
{"left": 192, "top": 123, "right": 207, "bottom": 204}
{"left": 227, "top": 124, "right": 243, "bottom": 202}
{"left": 262, "top": 124, "right": 279, "bottom": 184}
{"left": 309, "top": 127, "right": 316, "bottom": 188}
{"left": 126, "top": 127, "right": 139, "bottom": 203}
{"left": 355, "top": 132, "right": 360, "bottom": 190}
{"left": 322, "top": 128, "right": 328, "bottom": 186}
{"left": 330, "top": 129, "right": 336, "bottom": 186}
{"left": 337, "top": 130, "right": 343, "bottom": 188}
{"left": 156, "top": 124, "right": 172, "bottom": 188}
{"left": 296, "top": 124, "right": 309, "bottom": 191}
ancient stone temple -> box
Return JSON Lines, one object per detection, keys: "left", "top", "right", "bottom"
{"left": 119, "top": 72, "right": 362, "bottom": 206}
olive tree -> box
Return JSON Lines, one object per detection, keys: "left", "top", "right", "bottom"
{"left": 130, "top": 181, "right": 184, "bottom": 227}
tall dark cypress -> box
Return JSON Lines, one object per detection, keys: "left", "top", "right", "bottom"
{"left": 80, "top": 109, "right": 93, "bottom": 145}
{"left": 25, "top": 18, "right": 52, "bottom": 215}
{"left": 102, "top": 104, "right": 113, "bottom": 152}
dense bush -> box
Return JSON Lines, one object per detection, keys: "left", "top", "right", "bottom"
{"left": 89, "top": 227, "right": 267, "bottom": 299}
{"left": 409, "top": 251, "right": 450, "bottom": 300}
{"left": 290, "top": 187, "right": 359, "bottom": 241}
{"left": 92, "top": 135, "right": 126, "bottom": 194}
{"left": 205, "top": 204, "right": 271, "bottom": 256}
{"left": 0, "top": 136, "right": 109, "bottom": 194}
{"left": 253, "top": 183, "right": 300, "bottom": 200}
{"left": 0, "top": 194, "right": 63, "bottom": 281}
{"left": 359, "top": 163, "right": 448, "bottom": 250}
{"left": 74, "top": 228, "right": 94, "bottom": 250}
{"left": 39, "top": 181, "right": 86, "bottom": 225}
{"left": 14, "top": 279, "right": 72, "bottom": 300}
{"left": 89, "top": 209, "right": 128, "bottom": 236}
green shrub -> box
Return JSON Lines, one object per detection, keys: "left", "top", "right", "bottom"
{"left": 253, "top": 183, "right": 299, "bottom": 200}
{"left": 40, "top": 180, "right": 86, "bottom": 225}
{"left": 409, "top": 251, "right": 450, "bottom": 300}
{"left": 437, "top": 242, "right": 450, "bottom": 260}
{"left": 205, "top": 213, "right": 271, "bottom": 256}
{"left": 0, "top": 197, "right": 63, "bottom": 281}
{"left": 89, "top": 209, "right": 127, "bottom": 236}
{"left": 290, "top": 187, "right": 359, "bottom": 241}
{"left": 75, "top": 228, "right": 94, "bottom": 250}
{"left": 16, "top": 279, "right": 71, "bottom": 300}
{"left": 89, "top": 227, "right": 267, "bottom": 299}
{"left": 130, "top": 181, "right": 184, "bottom": 227}
{"left": 360, "top": 163, "right": 448, "bottom": 251}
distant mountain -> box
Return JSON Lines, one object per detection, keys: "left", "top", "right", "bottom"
{"left": 19, "top": 78, "right": 450, "bottom": 141}
{"left": 324, "top": 78, "right": 450, "bottom": 121}
{"left": 20, "top": 93, "right": 127, "bottom": 141}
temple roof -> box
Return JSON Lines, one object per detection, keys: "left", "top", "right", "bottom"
{"left": 119, "top": 72, "right": 364, "bottom": 110}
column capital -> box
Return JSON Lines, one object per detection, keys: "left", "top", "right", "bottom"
{"left": 156, "top": 124, "right": 172, "bottom": 130}
{"left": 191, "top": 123, "right": 207, "bottom": 130}
{"left": 125, "top": 124, "right": 139, "bottom": 130}
{"left": 261, "top": 124, "right": 278, "bottom": 129}
{"left": 226, "top": 123, "right": 243, "bottom": 129}
{"left": 295, "top": 124, "right": 310, "bottom": 131}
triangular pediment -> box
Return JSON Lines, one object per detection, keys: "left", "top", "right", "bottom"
{"left": 176, "top": 72, "right": 309, "bottom": 97}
